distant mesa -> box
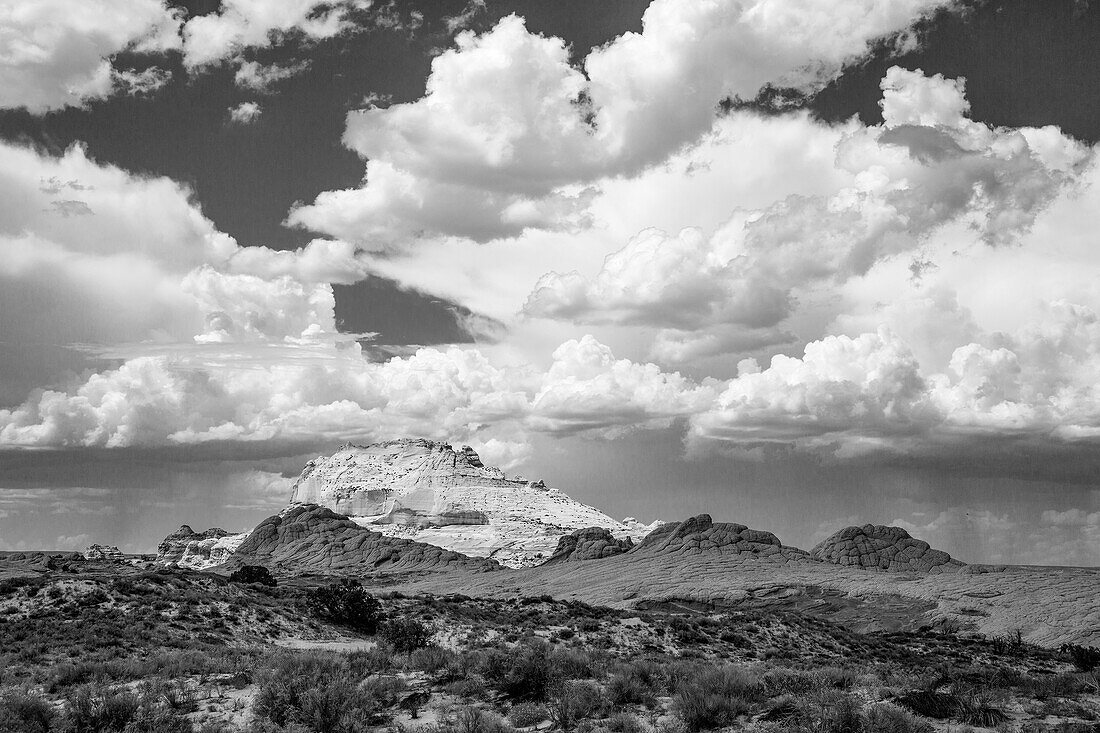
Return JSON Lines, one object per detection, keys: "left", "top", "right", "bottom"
{"left": 542, "top": 527, "right": 635, "bottom": 564}
{"left": 157, "top": 525, "right": 248, "bottom": 571}
{"left": 288, "top": 438, "right": 654, "bottom": 568}
{"left": 631, "top": 514, "right": 811, "bottom": 563}
{"left": 83, "top": 544, "right": 125, "bottom": 562}
{"left": 810, "top": 524, "right": 965, "bottom": 574}
{"left": 221, "top": 504, "right": 500, "bottom": 576}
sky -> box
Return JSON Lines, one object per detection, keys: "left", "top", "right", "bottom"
{"left": 2, "top": 0, "right": 1100, "bottom": 566}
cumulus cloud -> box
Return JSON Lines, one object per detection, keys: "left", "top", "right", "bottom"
{"left": 234, "top": 60, "right": 311, "bottom": 91}
{"left": 688, "top": 297, "right": 1100, "bottom": 462}
{"left": 180, "top": 0, "right": 369, "bottom": 70}
{"left": 228, "top": 101, "right": 262, "bottom": 124}
{"left": 525, "top": 67, "right": 1091, "bottom": 361}
{"left": 291, "top": 1, "right": 956, "bottom": 245}
{"left": 0, "top": 0, "right": 181, "bottom": 112}
{"left": 0, "top": 332, "right": 710, "bottom": 453}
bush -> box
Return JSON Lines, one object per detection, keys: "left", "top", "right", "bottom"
{"left": 252, "top": 652, "right": 382, "bottom": 732}
{"left": 448, "top": 707, "right": 513, "bottom": 733}
{"left": 508, "top": 702, "right": 547, "bottom": 728}
{"left": 864, "top": 702, "right": 934, "bottom": 733}
{"left": 380, "top": 617, "right": 433, "bottom": 653}
{"left": 304, "top": 580, "right": 382, "bottom": 633}
{"left": 63, "top": 683, "right": 140, "bottom": 732}
{"left": 671, "top": 666, "right": 761, "bottom": 732}
{"left": 547, "top": 680, "right": 603, "bottom": 733}
{"left": 229, "top": 566, "right": 277, "bottom": 587}
{"left": 0, "top": 689, "right": 55, "bottom": 733}
{"left": 1064, "top": 644, "right": 1100, "bottom": 672}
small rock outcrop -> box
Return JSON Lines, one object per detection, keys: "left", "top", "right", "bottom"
{"left": 630, "top": 514, "right": 809, "bottom": 562}
{"left": 83, "top": 544, "right": 124, "bottom": 561}
{"left": 810, "top": 524, "right": 965, "bottom": 574}
{"left": 223, "top": 504, "right": 500, "bottom": 576}
{"left": 542, "top": 528, "right": 635, "bottom": 565}
{"left": 157, "top": 526, "right": 248, "bottom": 570}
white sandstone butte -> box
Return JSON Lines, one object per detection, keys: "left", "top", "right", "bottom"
{"left": 289, "top": 438, "right": 659, "bottom": 568}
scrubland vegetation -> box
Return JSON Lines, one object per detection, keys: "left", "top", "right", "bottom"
{"left": 1, "top": 569, "right": 1099, "bottom": 732}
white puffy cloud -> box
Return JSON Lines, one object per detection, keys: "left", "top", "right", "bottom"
{"left": 0, "top": 0, "right": 181, "bottom": 112}
{"left": 0, "top": 332, "right": 711, "bottom": 453}
{"left": 292, "top": 1, "right": 956, "bottom": 244}
{"left": 228, "top": 101, "right": 262, "bottom": 124}
{"left": 234, "top": 60, "right": 311, "bottom": 91}
{"left": 180, "top": 0, "right": 369, "bottom": 70}
{"left": 526, "top": 67, "right": 1090, "bottom": 362}
{"left": 689, "top": 298, "right": 1100, "bottom": 460}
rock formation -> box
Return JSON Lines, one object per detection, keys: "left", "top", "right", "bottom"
{"left": 223, "top": 504, "right": 500, "bottom": 576}
{"left": 288, "top": 439, "right": 656, "bottom": 567}
{"left": 542, "top": 527, "right": 635, "bottom": 564}
{"left": 157, "top": 525, "right": 248, "bottom": 570}
{"left": 810, "top": 524, "right": 965, "bottom": 573}
{"left": 83, "top": 544, "right": 124, "bottom": 561}
{"left": 630, "top": 514, "right": 810, "bottom": 563}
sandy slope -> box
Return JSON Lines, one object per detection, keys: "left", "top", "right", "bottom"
{"left": 391, "top": 550, "right": 1100, "bottom": 648}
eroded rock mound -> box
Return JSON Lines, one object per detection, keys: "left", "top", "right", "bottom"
{"left": 83, "top": 544, "right": 124, "bottom": 561}
{"left": 157, "top": 525, "right": 248, "bottom": 570}
{"left": 542, "top": 528, "right": 635, "bottom": 564}
{"left": 223, "top": 504, "right": 500, "bottom": 576}
{"left": 288, "top": 438, "right": 655, "bottom": 568}
{"left": 810, "top": 524, "right": 965, "bottom": 574}
{"left": 631, "top": 514, "right": 809, "bottom": 563}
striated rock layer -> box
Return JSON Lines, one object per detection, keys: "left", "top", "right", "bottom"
{"left": 157, "top": 526, "right": 248, "bottom": 570}
{"left": 83, "top": 544, "right": 125, "bottom": 561}
{"left": 811, "top": 524, "right": 965, "bottom": 574}
{"left": 631, "top": 514, "right": 811, "bottom": 563}
{"left": 543, "top": 528, "right": 634, "bottom": 564}
{"left": 223, "top": 504, "right": 500, "bottom": 576}
{"left": 289, "top": 439, "right": 658, "bottom": 567}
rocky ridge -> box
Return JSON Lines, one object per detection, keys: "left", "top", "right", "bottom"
{"left": 157, "top": 526, "right": 248, "bottom": 570}
{"left": 289, "top": 439, "right": 657, "bottom": 567}
{"left": 222, "top": 504, "right": 499, "bottom": 576}
{"left": 542, "top": 528, "right": 634, "bottom": 564}
{"left": 810, "top": 524, "right": 965, "bottom": 574}
{"left": 630, "top": 514, "right": 812, "bottom": 563}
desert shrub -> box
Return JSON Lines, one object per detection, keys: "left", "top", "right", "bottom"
{"left": 547, "top": 680, "right": 603, "bottom": 733}
{"left": 895, "top": 689, "right": 958, "bottom": 719}
{"left": 606, "top": 712, "right": 646, "bottom": 733}
{"left": 409, "top": 645, "right": 458, "bottom": 676}
{"left": 549, "top": 646, "right": 594, "bottom": 680}
{"left": 671, "top": 666, "right": 762, "bottom": 732}
{"left": 0, "top": 688, "right": 55, "bottom": 733}
{"left": 484, "top": 641, "right": 552, "bottom": 701}
{"left": 303, "top": 580, "right": 382, "bottom": 633}
{"left": 863, "top": 702, "right": 934, "bottom": 733}
{"left": 954, "top": 689, "right": 1008, "bottom": 727}
{"left": 252, "top": 652, "right": 381, "bottom": 733}
{"left": 1064, "top": 644, "right": 1100, "bottom": 672}
{"left": 448, "top": 707, "right": 513, "bottom": 733}
{"left": 508, "top": 702, "right": 547, "bottom": 728}
{"left": 607, "top": 670, "right": 652, "bottom": 706}
{"left": 228, "top": 566, "right": 277, "bottom": 587}
{"left": 380, "top": 617, "right": 433, "bottom": 653}
{"left": 62, "top": 683, "right": 141, "bottom": 732}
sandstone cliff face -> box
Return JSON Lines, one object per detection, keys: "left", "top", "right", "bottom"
{"left": 156, "top": 525, "right": 248, "bottom": 570}
{"left": 542, "top": 527, "right": 635, "bottom": 564}
{"left": 223, "top": 504, "right": 500, "bottom": 576}
{"left": 630, "top": 514, "right": 810, "bottom": 563}
{"left": 288, "top": 438, "right": 654, "bottom": 568}
{"left": 810, "top": 524, "right": 965, "bottom": 573}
